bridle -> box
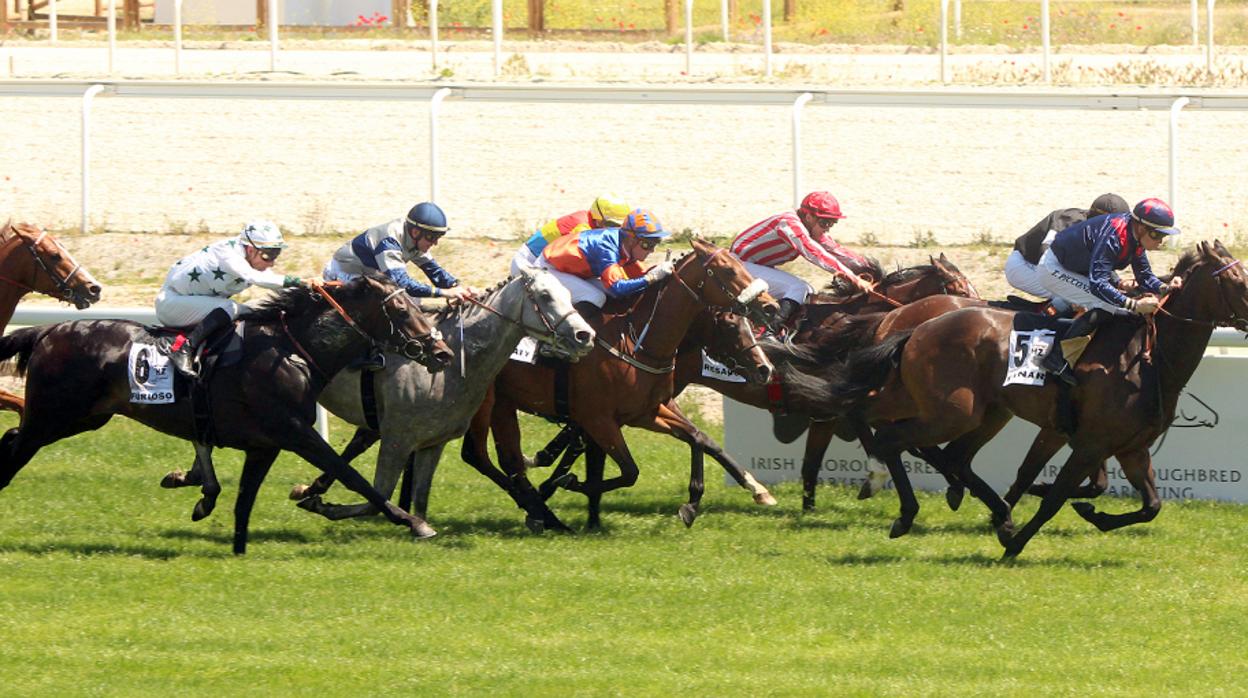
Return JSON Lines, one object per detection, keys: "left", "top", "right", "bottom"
{"left": 463, "top": 275, "right": 582, "bottom": 356}
{"left": 0, "top": 228, "right": 87, "bottom": 301}
{"left": 705, "top": 313, "right": 765, "bottom": 376}
{"left": 315, "top": 283, "right": 444, "bottom": 362}
{"left": 670, "top": 247, "right": 770, "bottom": 317}
{"left": 1153, "top": 257, "right": 1248, "bottom": 332}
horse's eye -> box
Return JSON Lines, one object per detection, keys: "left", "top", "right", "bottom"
{"left": 50, "top": 254, "right": 62, "bottom": 263}
{"left": 540, "top": 291, "right": 552, "bottom": 302}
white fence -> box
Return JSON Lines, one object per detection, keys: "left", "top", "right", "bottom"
{"left": 3, "top": 79, "right": 1246, "bottom": 234}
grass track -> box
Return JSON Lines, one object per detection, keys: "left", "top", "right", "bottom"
{"left": 0, "top": 413, "right": 1244, "bottom": 695}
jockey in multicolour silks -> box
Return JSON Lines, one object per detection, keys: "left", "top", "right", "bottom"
{"left": 729, "top": 191, "right": 876, "bottom": 331}
{"left": 323, "top": 201, "right": 482, "bottom": 302}
{"left": 510, "top": 195, "right": 632, "bottom": 276}
{"left": 537, "top": 208, "right": 674, "bottom": 327}
{"left": 1005, "top": 193, "right": 1130, "bottom": 314}
{"left": 1036, "top": 197, "right": 1183, "bottom": 385}
{"left": 156, "top": 220, "right": 319, "bottom": 377}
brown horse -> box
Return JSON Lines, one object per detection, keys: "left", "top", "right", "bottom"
{"left": 0, "top": 222, "right": 103, "bottom": 414}
{"left": 464, "top": 237, "right": 779, "bottom": 530}
{"left": 813, "top": 242, "right": 1248, "bottom": 556}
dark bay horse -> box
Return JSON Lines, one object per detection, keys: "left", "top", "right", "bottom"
{"left": 812, "top": 242, "right": 1248, "bottom": 556}
{"left": 463, "top": 237, "right": 779, "bottom": 530}
{"left": 0, "top": 222, "right": 103, "bottom": 414}
{"left": 0, "top": 275, "right": 454, "bottom": 554}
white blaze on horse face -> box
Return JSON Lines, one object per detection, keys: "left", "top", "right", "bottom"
{"left": 737, "top": 278, "right": 769, "bottom": 306}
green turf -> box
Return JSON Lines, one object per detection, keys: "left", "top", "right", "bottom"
{"left": 0, "top": 412, "right": 1244, "bottom": 695}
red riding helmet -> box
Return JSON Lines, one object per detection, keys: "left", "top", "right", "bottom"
{"left": 800, "top": 191, "right": 846, "bottom": 220}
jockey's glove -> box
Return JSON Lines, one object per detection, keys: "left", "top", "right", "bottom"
{"left": 643, "top": 261, "right": 676, "bottom": 285}
{"left": 1125, "top": 296, "right": 1161, "bottom": 316}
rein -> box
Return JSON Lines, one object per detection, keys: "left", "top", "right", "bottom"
{"left": 462, "top": 281, "right": 577, "bottom": 347}
{"left": 314, "top": 283, "right": 373, "bottom": 341}
{"left": 279, "top": 310, "right": 326, "bottom": 380}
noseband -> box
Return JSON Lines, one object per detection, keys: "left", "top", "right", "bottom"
{"left": 463, "top": 277, "right": 581, "bottom": 352}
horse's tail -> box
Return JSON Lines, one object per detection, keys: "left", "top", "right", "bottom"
{"left": 0, "top": 327, "right": 45, "bottom": 377}
{"left": 781, "top": 329, "right": 913, "bottom": 418}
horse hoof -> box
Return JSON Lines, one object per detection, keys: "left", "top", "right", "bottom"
{"left": 995, "top": 522, "right": 1016, "bottom": 547}
{"left": 753, "top": 492, "right": 777, "bottom": 507}
{"left": 548, "top": 518, "right": 573, "bottom": 533}
{"left": 295, "top": 495, "right": 322, "bottom": 512}
{"left": 945, "top": 486, "right": 965, "bottom": 511}
{"left": 678, "top": 503, "right": 698, "bottom": 528}
{"left": 857, "top": 480, "right": 875, "bottom": 500}
{"left": 289, "top": 483, "right": 312, "bottom": 501}
{"left": 160, "top": 471, "right": 186, "bottom": 489}
{"left": 802, "top": 497, "right": 816, "bottom": 512}
{"left": 522, "top": 455, "right": 537, "bottom": 470}
{"left": 410, "top": 521, "right": 438, "bottom": 540}
{"left": 191, "top": 498, "right": 214, "bottom": 522}
{"left": 888, "top": 518, "right": 913, "bottom": 539}
{"left": 524, "top": 516, "right": 545, "bottom": 534}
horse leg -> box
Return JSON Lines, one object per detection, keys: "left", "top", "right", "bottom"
{"left": 289, "top": 427, "right": 379, "bottom": 501}
{"left": 491, "top": 397, "right": 572, "bottom": 533}
{"left": 801, "top": 421, "right": 836, "bottom": 511}
{"left": 655, "top": 401, "right": 775, "bottom": 510}
{"left": 298, "top": 439, "right": 407, "bottom": 522}
{"left": 909, "top": 446, "right": 965, "bottom": 511}
{"left": 189, "top": 441, "right": 223, "bottom": 522}
{"left": 1003, "top": 450, "right": 1103, "bottom": 558}
{"left": 560, "top": 420, "right": 639, "bottom": 498}
{"left": 231, "top": 448, "right": 279, "bottom": 555}
{"left": 0, "top": 389, "right": 24, "bottom": 418}
{"left": 927, "top": 407, "right": 1016, "bottom": 542}
{"left": 0, "top": 414, "right": 113, "bottom": 491}
{"left": 584, "top": 440, "right": 606, "bottom": 530}
{"left": 1069, "top": 448, "right": 1161, "bottom": 532}
{"left": 396, "top": 456, "right": 415, "bottom": 513}
{"left": 160, "top": 448, "right": 206, "bottom": 489}
{"left": 407, "top": 444, "right": 445, "bottom": 521}
{"left": 1004, "top": 428, "right": 1068, "bottom": 508}
{"left": 538, "top": 429, "right": 586, "bottom": 500}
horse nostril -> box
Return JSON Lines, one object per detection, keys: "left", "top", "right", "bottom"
{"left": 759, "top": 365, "right": 773, "bottom": 382}
{"left": 575, "top": 330, "right": 592, "bottom": 345}
{"left": 88, "top": 284, "right": 102, "bottom": 297}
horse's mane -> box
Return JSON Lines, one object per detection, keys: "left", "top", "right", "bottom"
{"left": 882, "top": 264, "right": 938, "bottom": 286}
{"left": 821, "top": 256, "right": 885, "bottom": 295}
{"left": 245, "top": 285, "right": 326, "bottom": 324}
{"left": 1169, "top": 249, "right": 1202, "bottom": 279}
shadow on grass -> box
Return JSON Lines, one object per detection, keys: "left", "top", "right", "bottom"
{"left": 158, "top": 527, "right": 314, "bottom": 545}
{"left": 0, "top": 540, "right": 202, "bottom": 560}
{"left": 824, "top": 551, "right": 1129, "bottom": 569}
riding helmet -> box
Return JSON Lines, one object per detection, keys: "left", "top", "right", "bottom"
{"left": 405, "top": 202, "right": 450, "bottom": 235}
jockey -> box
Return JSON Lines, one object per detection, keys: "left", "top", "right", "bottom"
{"left": 323, "top": 201, "right": 481, "bottom": 302}
{"left": 1005, "top": 193, "right": 1129, "bottom": 313}
{"left": 510, "top": 194, "right": 632, "bottom": 276}
{"left": 156, "top": 220, "right": 316, "bottom": 377}
{"left": 1036, "top": 197, "right": 1183, "bottom": 384}
{"left": 729, "top": 191, "right": 875, "bottom": 330}
{"left": 538, "top": 208, "right": 673, "bottom": 326}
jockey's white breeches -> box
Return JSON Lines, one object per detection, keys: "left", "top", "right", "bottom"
{"left": 740, "top": 262, "right": 812, "bottom": 304}
{"left": 155, "top": 289, "right": 249, "bottom": 327}
{"left": 510, "top": 245, "right": 539, "bottom": 277}
{"left": 1036, "top": 249, "right": 1121, "bottom": 314}
{"left": 322, "top": 257, "right": 358, "bottom": 283}
{"left": 536, "top": 256, "right": 607, "bottom": 307}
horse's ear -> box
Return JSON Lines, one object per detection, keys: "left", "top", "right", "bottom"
{"left": 1214, "top": 239, "right": 1231, "bottom": 257}
{"left": 1197, "top": 241, "right": 1211, "bottom": 258}
{"left": 928, "top": 254, "right": 936, "bottom": 266}
{"left": 938, "top": 252, "right": 950, "bottom": 263}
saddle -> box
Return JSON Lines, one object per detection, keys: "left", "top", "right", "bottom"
{"left": 990, "top": 295, "right": 1064, "bottom": 317}
{"left": 148, "top": 322, "right": 246, "bottom": 380}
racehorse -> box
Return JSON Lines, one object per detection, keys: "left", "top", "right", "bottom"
{"left": 0, "top": 222, "right": 103, "bottom": 414}
{"left": 0, "top": 275, "right": 454, "bottom": 554}
{"left": 809, "top": 242, "right": 1248, "bottom": 556}
{"left": 461, "top": 237, "right": 778, "bottom": 531}
{"left": 277, "top": 268, "right": 598, "bottom": 531}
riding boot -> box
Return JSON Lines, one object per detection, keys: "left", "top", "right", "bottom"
{"left": 762, "top": 299, "right": 802, "bottom": 339}
{"left": 1040, "top": 308, "right": 1111, "bottom": 386}
{"left": 163, "top": 307, "right": 232, "bottom": 378}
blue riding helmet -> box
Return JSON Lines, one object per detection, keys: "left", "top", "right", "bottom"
{"left": 405, "top": 202, "right": 449, "bottom": 236}
{"left": 622, "top": 209, "right": 669, "bottom": 239}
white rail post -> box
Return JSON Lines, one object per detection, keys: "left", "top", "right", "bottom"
{"left": 174, "top": 0, "right": 183, "bottom": 74}
{"left": 762, "top": 0, "right": 772, "bottom": 78}
{"left": 268, "top": 0, "right": 278, "bottom": 72}
{"left": 492, "top": 0, "right": 502, "bottom": 78}
{"left": 49, "top": 0, "right": 58, "bottom": 43}
{"left": 81, "top": 85, "right": 107, "bottom": 234}
{"left": 939, "top": 0, "right": 948, "bottom": 83}
{"left": 721, "top": 0, "right": 728, "bottom": 41}
{"left": 107, "top": 0, "right": 116, "bottom": 74}
{"left": 1192, "top": 0, "right": 1199, "bottom": 48}
{"left": 954, "top": 0, "right": 961, "bottom": 40}
{"left": 791, "top": 92, "right": 813, "bottom": 208}
{"left": 430, "top": 0, "right": 439, "bottom": 72}
{"left": 315, "top": 406, "right": 329, "bottom": 441}
{"left": 1169, "top": 96, "right": 1190, "bottom": 211}
{"left": 1041, "top": 0, "right": 1050, "bottom": 83}
{"left": 429, "top": 87, "right": 451, "bottom": 202}
{"left": 685, "top": 0, "right": 694, "bottom": 75}
{"left": 1206, "top": 0, "right": 1215, "bottom": 74}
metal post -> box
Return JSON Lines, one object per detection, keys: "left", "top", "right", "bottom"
{"left": 430, "top": 87, "right": 451, "bottom": 202}
{"left": 953, "top": 0, "right": 960, "bottom": 40}
{"left": 762, "top": 0, "right": 772, "bottom": 78}
{"left": 81, "top": 85, "right": 107, "bottom": 234}
{"left": 685, "top": 0, "right": 693, "bottom": 75}
{"left": 492, "top": 0, "right": 501, "bottom": 78}
{"left": 939, "top": 0, "right": 948, "bottom": 83}
{"left": 49, "top": 0, "right": 58, "bottom": 43}
{"left": 1192, "top": 0, "right": 1199, "bottom": 48}
{"left": 1206, "top": 0, "right": 1215, "bottom": 74}
{"left": 791, "top": 92, "right": 813, "bottom": 208}
{"left": 268, "top": 0, "right": 278, "bottom": 72}
{"left": 315, "top": 406, "right": 329, "bottom": 441}
{"left": 721, "top": 0, "right": 728, "bottom": 41}
{"left": 107, "top": 0, "right": 116, "bottom": 74}
{"left": 174, "top": 0, "right": 183, "bottom": 74}
{"left": 1041, "top": 0, "right": 1050, "bottom": 83}
{"left": 1169, "top": 96, "right": 1190, "bottom": 211}
{"left": 430, "top": 0, "right": 439, "bottom": 71}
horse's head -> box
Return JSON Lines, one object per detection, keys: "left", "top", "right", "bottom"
{"left": 703, "top": 310, "right": 774, "bottom": 384}
{"left": 516, "top": 266, "right": 595, "bottom": 361}
{"left": 340, "top": 275, "right": 454, "bottom": 372}
{"left": 1170, "top": 240, "right": 1248, "bottom": 331}
{"left": 0, "top": 221, "right": 102, "bottom": 309}
{"left": 679, "top": 236, "right": 780, "bottom": 325}
{"left": 930, "top": 253, "right": 980, "bottom": 299}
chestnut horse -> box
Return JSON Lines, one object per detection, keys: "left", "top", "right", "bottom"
{"left": 812, "top": 242, "right": 1248, "bottom": 557}
{"left": 464, "top": 237, "right": 778, "bottom": 531}
{"left": 0, "top": 222, "right": 103, "bottom": 414}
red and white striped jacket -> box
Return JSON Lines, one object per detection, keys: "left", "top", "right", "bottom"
{"left": 729, "top": 212, "right": 867, "bottom": 280}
